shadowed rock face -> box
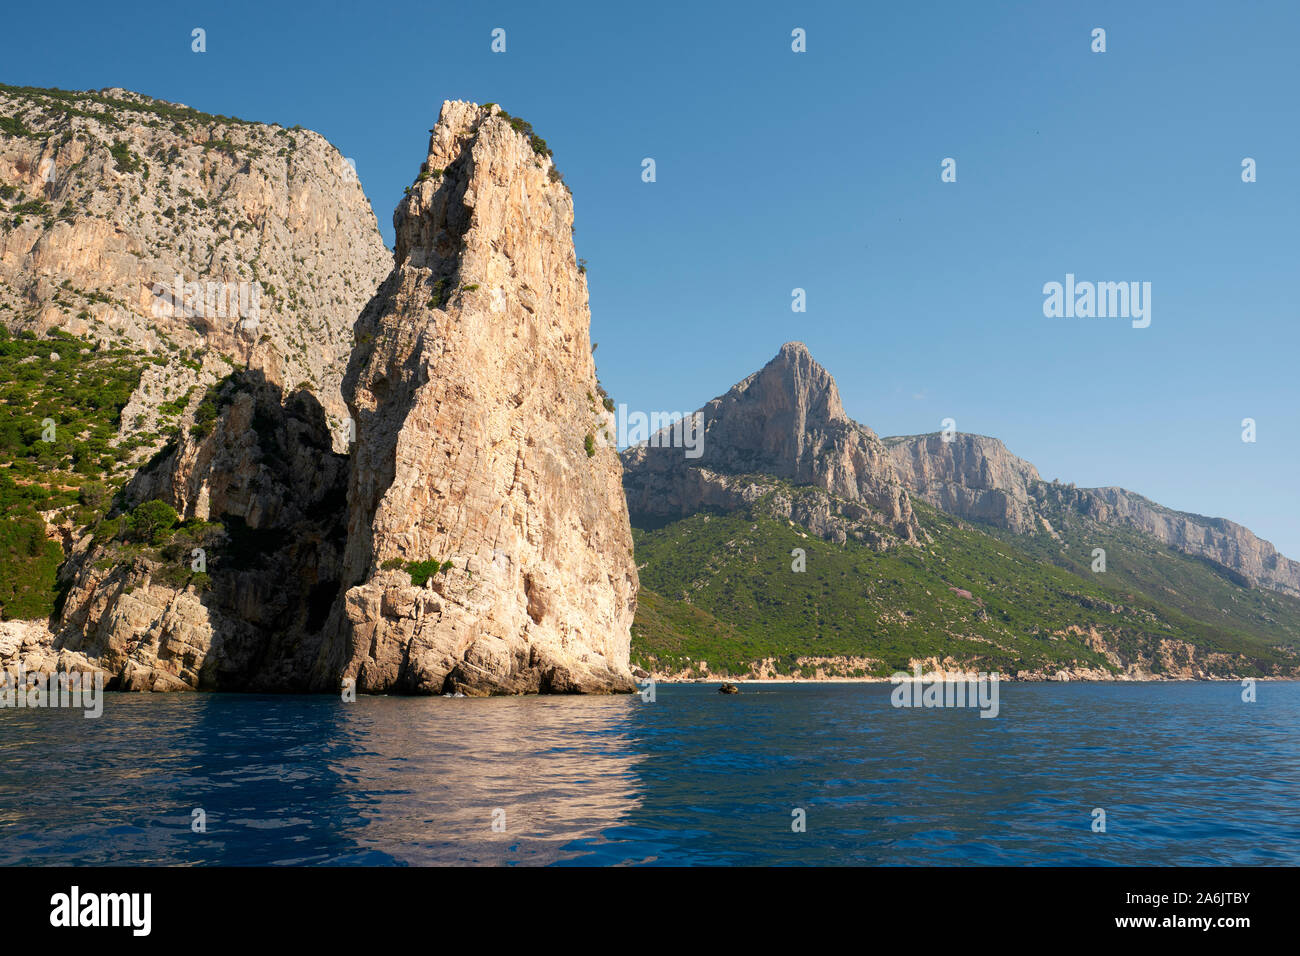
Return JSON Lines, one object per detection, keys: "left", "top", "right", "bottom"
{"left": 313, "top": 101, "right": 638, "bottom": 696}
{"left": 17, "top": 370, "right": 349, "bottom": 691}
{"left": 622, "top": 342, "right": 920, "bottom": 543}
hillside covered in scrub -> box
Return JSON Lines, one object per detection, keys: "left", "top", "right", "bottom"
{"left": 0, "top": 325, "right": 144, "bottom": 618}
{"left": 625, "top": 344, "right": 1300, "bottom": 681}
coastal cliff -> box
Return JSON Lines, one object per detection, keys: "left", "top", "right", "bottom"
{"left": 627, "top": 346, "right": 1300, "bottom": 682}
{"left": 1, "top": 94, "right": 637, "bottom": 695}
{"left": 315, "top": 102, "right": 638, "bottom": 695}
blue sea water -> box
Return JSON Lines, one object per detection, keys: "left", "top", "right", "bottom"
{"left": 0, "top": 681, "right": 1296, "bottom": 866}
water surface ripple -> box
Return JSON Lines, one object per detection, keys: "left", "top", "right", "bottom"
{"left": 1, "top": 682, "right": 1295, "bottom": 865}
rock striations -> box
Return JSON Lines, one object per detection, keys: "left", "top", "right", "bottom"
{"left": 622, "top": 342, "right": 920, "bottom": 545}
{"left": 884, "top": 433, "right": 1043, "bottom": 534}
{"left": 315, "top": 102, "right": 638, "bottom": 695}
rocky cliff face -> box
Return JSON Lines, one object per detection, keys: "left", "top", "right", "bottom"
{"left": 0, "top": 83, "right": 391, "bottom": 686}
{"left": 10, "top": 370, "right": 349, "bottom": 690}
{"left": 2, "top": 95, "right": 634, "bottom": 696}
{"left": 884, "top": 433, "right": 1043, "bottom": 533}
{"left": 313, "top": 101, "right": 638, "bottom": 695}
{"left": 622, "top": 342, "right": 919, "bottom": 543}
{"left": 0, "top": 84, "right": 390, "bottom": 443}
{"left": 884, "top": 432, "right": 1300, "bottom": 598}
{"left": 1085, "top": 487, "right": 1300, "bottom": 598}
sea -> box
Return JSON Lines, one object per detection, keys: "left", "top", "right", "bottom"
{"left": 1, "top": 681, "right": 1296, "bottom": 866}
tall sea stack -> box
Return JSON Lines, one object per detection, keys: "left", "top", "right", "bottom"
{"left": 316, "top": 102, "right": 638, "bottom": 695}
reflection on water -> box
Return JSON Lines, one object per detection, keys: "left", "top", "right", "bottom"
{"left": 330, "top": 696, "right": 647, "bottom": 865}
{"left": 1, "top": 682, "right": 1297, "bottom": 865}
{"left": 0, "top": 695, "right": 645, "bottom": 865}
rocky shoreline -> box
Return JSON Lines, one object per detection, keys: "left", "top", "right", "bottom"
{"left": 647, "top": 673, "right": 1284, "bottom": 685}
{"left": 635, "top": 649, "right": 1293, "bottom": 684}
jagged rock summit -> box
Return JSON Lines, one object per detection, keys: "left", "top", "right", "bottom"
{"left": 315, "top": 101, "right": 638, "bottom": 695}
{"left": 622, "top": 342, "right": 920, "bottom": 544}
{"left": 698, "top": 341, "right": 852, "bottom": 476}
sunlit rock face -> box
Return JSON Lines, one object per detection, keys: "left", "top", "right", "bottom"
{"left": 0, "top": 84, "right": 391, "bottom": 446}
{"left": 314, "top": 102, "right": 638, "bottom": 696}
{"left": 622, "top": 342, "right": 920, "bottom": 544}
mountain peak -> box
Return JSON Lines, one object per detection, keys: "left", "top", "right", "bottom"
{"left": 622, "top": 344, "right": 919, "bottom": 542}
{"left": 734, "top": 341, "right": 846, "bottom": 429}
{"left": 396, "top": 101, "right": 568, "bottom": 267}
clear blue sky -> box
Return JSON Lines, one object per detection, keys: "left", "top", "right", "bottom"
{"left": 4, "top": 0, "right": 1298, "bottom": 556}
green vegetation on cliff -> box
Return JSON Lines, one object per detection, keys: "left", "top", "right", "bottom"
{"left": 630, "top": 489, "right": 1300, "bottom": 679}
{"left": 0, "top": 82, "right": 263, "bottom": 132}
{"left": 985, "top": 484, "right": 1300, "bottom": 650}
{"left": 381, "top": 557, "right": 456, "bottom": 586}
{"left": 0, "top": 326, "right": 146, "bottom": 618}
